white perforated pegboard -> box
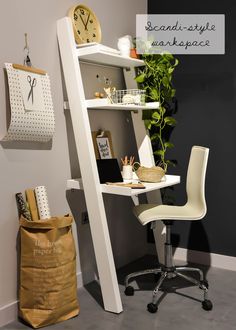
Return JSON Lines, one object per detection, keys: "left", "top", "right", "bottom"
{"left": 1, "top": 63, "right": 55, "bottom": 142}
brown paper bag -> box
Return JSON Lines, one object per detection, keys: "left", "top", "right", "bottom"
{"left": 19, "top": 215, "right": 79, "bottom": 328}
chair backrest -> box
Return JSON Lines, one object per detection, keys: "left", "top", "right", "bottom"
{"left": 186, "top": 146, "right": 209, "bottom": 219}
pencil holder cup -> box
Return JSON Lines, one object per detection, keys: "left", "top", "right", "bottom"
{"left": 122, "top": 165, "right": 133, "bottom": 181}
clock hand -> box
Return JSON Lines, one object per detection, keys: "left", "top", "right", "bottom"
{"left": 85, "top": 13, "right": 90, "bottom": 31}
{"left": 79, "top": 14, "right": 86, "bottom": 28}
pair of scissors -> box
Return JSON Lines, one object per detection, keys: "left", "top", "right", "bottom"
{"left": 27, "top": 75, "right": 37, "bottom": 104}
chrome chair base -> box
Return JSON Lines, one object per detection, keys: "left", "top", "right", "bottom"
{"left": 124, "top": 224, "right": 213, "bottom": 313}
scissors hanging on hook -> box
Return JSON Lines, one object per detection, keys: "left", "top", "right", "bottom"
{"left": 27, "top": 75, "right": 37, "bottom": 104}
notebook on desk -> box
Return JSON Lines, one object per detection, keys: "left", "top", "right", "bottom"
{"left": 96, "top": 159, "right": 123, "bottom": 184}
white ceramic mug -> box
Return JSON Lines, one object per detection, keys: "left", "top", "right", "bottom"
{"left": 122, "top": 165, "right": 133, "bottom": 181}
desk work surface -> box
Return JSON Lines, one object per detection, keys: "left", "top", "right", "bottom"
{"left": 67, "top": 175, "right": 180, "bottom": 196}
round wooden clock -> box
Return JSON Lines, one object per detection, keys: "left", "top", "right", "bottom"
{"left": 68, "top": 4, "right": 102, "bottom": 44}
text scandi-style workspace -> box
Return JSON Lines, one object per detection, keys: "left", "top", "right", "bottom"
{"left": 57, "top": 17, "right": 180, "bottom": 314}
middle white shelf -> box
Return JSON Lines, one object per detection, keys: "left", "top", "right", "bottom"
{"left": 64, "top": 99, "right": 160, "bottom": 111}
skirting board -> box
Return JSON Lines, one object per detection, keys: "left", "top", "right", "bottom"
{"left": 0, "top": 301, "right": 18, "bottom": 328}
{"left": 174, "top": 247, "right": 236, "bottom": 271}
{"left": 0, "top": 272, "right": 83, "bottom": 328}
{"left": 76, "top": 271, "right": 83, "bottom": 288}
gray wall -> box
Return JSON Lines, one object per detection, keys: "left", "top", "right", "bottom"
{"left": 0, "top": 0, "right": 147, "bottom": 312}
{"left": 148, "top": 1, "right": 236, "bottom": 256}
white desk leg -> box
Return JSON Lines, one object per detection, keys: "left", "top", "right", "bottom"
{"left": 131, "top": 195, "right": 139, "bottom": 206}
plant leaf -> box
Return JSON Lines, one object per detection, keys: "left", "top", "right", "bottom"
{"left": 162, "top": 76, "right": 169, "bottom": 87}
{"left": 154, "top": 150, "right": 164, "bottom": 156}
{"left": 144, "top": 119, "right": 152, "bottom": 130}
{"left": 150, "top": 133, "right": 160, "bottom": 141}
{"left": 164, "top": 117, "right": 177, "bottom": 126}
{"left": 174, "top": 58, "right": 179, "bottom": 67}
{"left": 152, "top": 111, "right": 160, "bottom": 120}
{"left": 164, "top": 142, "right": 174, "bottom": 149}
{"left": 150, "top": 88, "right": 159, "bottom": 101}
{"left": 151, "top": 120, "right": 159, "bottom": 125}
{"left": 171, "top": 89, "right": 176, "bottom": 97}
{"left": 135, "top": 73, "right": 146, "bottom": 83}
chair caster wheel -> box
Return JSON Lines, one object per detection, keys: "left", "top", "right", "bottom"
{"left": 202, "top": 299, "right": 213, "bottom": 311}
{"left": 199, "top": 280, "right": 209, "bottom": 290}
{"left": 124, "top": 286, "right": 134, "bottom": 296}
{"left": 147, "top": 303, "right": 158, "bottom": 313}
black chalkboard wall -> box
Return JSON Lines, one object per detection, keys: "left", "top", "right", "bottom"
{"left": 148, "top": 1, "right": 236, "bottom": 257}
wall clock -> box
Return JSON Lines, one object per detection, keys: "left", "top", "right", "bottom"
{"left": 68, "top": 4, "right": 102, "bottom": 44}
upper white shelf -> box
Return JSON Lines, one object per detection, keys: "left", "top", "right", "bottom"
{"left": 64, "top": 99, "right": 159, "bottom": 111}
{"left": 67, "top": 175, "right": 180, "bottom": 197}
{"left": 86, "top": 99, "right": 159, "bottom": 111}
{"left": 76, "top": 46, "right": 144, "bottom": 68}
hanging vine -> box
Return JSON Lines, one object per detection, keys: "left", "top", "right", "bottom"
{"left": 135, "top": 52, "right": 179, "bottom": 171}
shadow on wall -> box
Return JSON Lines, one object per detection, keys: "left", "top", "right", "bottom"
{"left": 187, "top": 221, "right": 211, "bottom": 276}
{"left": 172, "top": 220, "right": 211, "bottom": 278}
{"left": 59, "top": 53, "right": 80, "bottom": 178}
{"left": 64, "top": 109, "right": 80, "bottom": 178}
{"left": 66, "top": 189, "right": 98, "bottom": 286}
{"left": 0, "top": 140, "right": 53, "bottom": 150}
{"left": 66, "top": 189, "right": 106, "bottom": 308}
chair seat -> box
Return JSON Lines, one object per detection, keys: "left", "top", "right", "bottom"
{"left": 133, "top": 203, "right": 206, "bottom": 226}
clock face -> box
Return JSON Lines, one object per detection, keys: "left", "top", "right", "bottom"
{"left": 70, "top": 5, "right": 102, "bottom": 44}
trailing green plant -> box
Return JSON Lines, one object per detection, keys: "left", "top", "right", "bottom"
{"left": 135, "top": 52, "right": 179, "bottom": 171}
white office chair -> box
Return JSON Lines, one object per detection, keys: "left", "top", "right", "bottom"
{"left": 124, "top": 146, "right": 213, "bottom": 313}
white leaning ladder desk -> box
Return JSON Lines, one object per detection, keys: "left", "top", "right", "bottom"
{"left": 57, "top": 17, "right": 180, "bottom": 314}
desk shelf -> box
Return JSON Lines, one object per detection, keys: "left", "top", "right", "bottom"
{"left": 67, "top": 175, "right": 180, "bottom": 196}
